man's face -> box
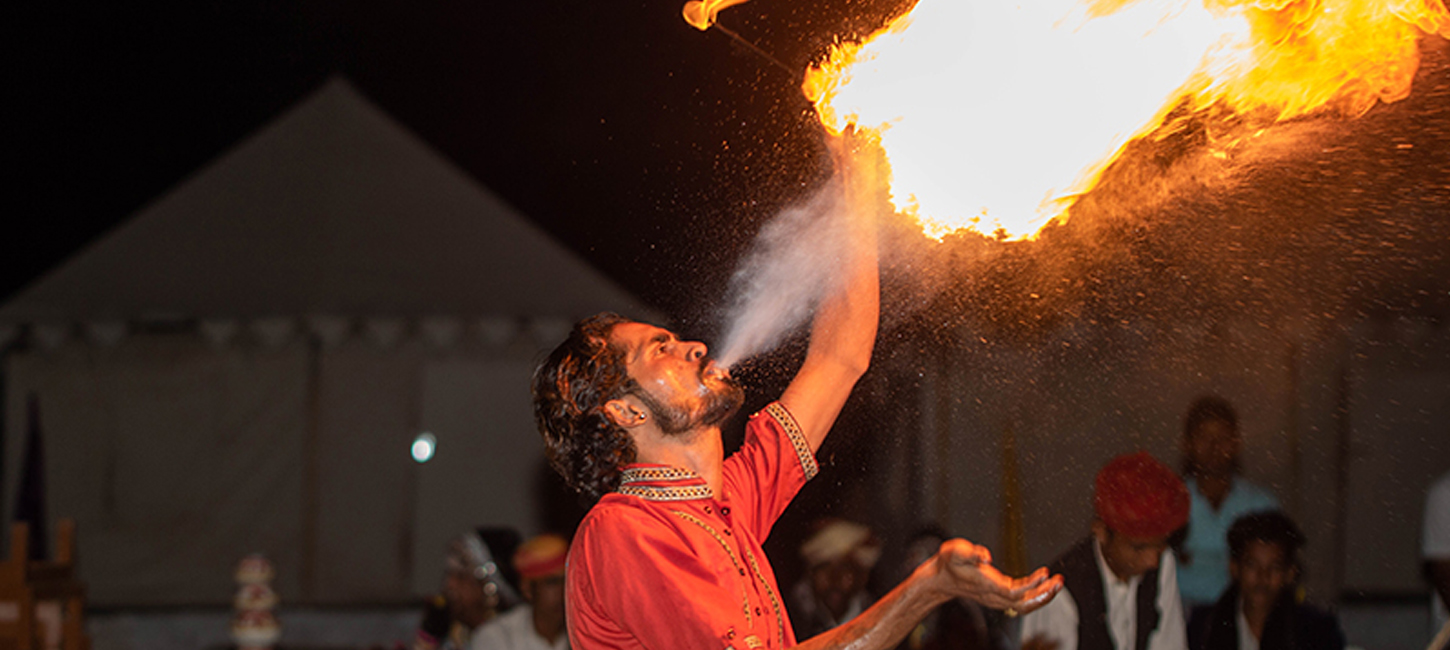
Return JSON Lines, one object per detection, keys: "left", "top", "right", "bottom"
{"left": 610, "top": 322, "right": 743, "bottom": 433}
{"left": 524, "top": 573, "right": 567, "bottom": 629}
{"left": 443, "top": 569, "right": 493, "bottom": 628}
{"left": 1094, "top": 523, "right": 1171, "bottom": 582}
{"left": 1185, "top": 419, "right": 1241, "bottom": 477}
{"left": 810, "top": 557, "right": 870, "bottom": 619}
{"left": 1231, "top": 539, "right": 1294, "bottom": 612}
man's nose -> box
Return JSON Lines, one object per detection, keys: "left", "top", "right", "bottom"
{"left": 684, "top": 341, "right": 707, "bottom": 361}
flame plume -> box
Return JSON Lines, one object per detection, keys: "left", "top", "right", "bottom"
{"left": 804, "top": 0, "right": 1449, "bottom": 241}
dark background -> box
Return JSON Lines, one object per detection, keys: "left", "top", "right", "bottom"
{"left": 9, "top": 0, "right": 922, "bottom": 328}
{"left": 9, "top": 0, "right": 1449, "bottom": 344}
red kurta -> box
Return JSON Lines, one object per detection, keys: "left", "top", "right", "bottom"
{"left": 566, "top": 402, "right": 819, "bottom": 650}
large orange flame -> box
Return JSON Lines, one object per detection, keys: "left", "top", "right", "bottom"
{"left": 804, "top": 0, "right": 1449, "bottom": 241}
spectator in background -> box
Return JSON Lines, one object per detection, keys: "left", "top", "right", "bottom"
{"left": 1187, "top": 511, "right": 1343, "bottom": 650}
{"left": 1177, "top": 396, "right": 1280, "bottom": 610}
{"left": 473, "top": 533, "right": 570, "bottom": 650}
{"left": 896, "top": 526, "right": 1006, "bottom": 650}
{"left": 1021, "top": 451, "right": 1190, "bottom": 650}
{"left": 1424, "top": 470, "right": 1450, "bottom": 646}
{"left": 413, "top": 528, "right": 522, "bottom": 650}
{"left": 790, "top": 518, "right": 883, "bottom": 639}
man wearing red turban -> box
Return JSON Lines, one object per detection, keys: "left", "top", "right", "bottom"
{"left": 1021, "top": 451, "right": 1190, "bottom": 650}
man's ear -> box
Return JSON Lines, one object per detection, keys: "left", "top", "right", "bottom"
{"left": 604, "top": 397, "right": 649, "bottom": 429}
{"left": 1090, "top": 519, "right": 1109, "bottom": 546}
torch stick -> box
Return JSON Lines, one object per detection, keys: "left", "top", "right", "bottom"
{"left": 710, "top": 21, "right": 797, "bottom": 79}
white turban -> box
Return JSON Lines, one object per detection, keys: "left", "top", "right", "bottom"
{"left": 801, "top": 519, "right": 881, "bottom": 569}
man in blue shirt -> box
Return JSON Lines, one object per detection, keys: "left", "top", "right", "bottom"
{"left": 1176, "top": 396, "right": 1279, "bottom": 610}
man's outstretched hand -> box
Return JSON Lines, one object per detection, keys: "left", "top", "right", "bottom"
{"left": 931, "top": 539, "right": 1063, "bottom": 616}
{"left": 794, "top": 537, "right": 1061, "bottom": 650}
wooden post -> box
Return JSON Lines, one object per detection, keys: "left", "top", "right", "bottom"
{"left": 6, "top": 523, "right": 34, "bottom": 650}
{"left": 999, "top": 422, "right": 1028, "bottom": 577}
{"left": 1330, "top": 357, "right": 1352, "bottom": 599}
{"left": 1286, "top": 340, "right": 1302, "bottom": 516}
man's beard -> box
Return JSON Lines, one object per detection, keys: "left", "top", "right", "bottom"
{"left": 636, "top": 371, "right": 745, "bottom": 435}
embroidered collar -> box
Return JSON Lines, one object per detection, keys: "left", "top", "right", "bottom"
{"left": 617, "top": 464, "right": 713, "bottom": 502}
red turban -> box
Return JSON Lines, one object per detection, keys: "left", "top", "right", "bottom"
{"left": 514, "top": 534, "right": 569, "bottom": 580}
{"left": 1094, "top": 451, "right": 1189, "bottom": 539}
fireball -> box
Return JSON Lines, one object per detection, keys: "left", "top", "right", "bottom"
{"left": 802, "top": 0, "right": 1449, "bottom": 240}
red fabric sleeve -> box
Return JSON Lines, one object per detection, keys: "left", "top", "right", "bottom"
{"left": 723, "top": 402, "right": 817, "bottom": 543}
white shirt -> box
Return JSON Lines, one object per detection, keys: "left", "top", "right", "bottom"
{"left": 470, "top": 605, "right": 568, "bottom": 650}
{"left": 1020, "top": 540, "right": 1187, "bottom": 650}
{"left": 1424, "top": 471, "right": 1450, "bottom": 634}
{"left": 1235, "top": 605, "right": 1260, "bottom": 650}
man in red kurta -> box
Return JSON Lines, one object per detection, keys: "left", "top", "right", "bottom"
{"left": 568, "top": 402, "right": 814, "bottom": 649}
{"left": 532, "top": 141, "right": 1061, "bottom": 650}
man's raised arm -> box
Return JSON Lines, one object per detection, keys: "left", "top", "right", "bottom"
{"left": 776, "top": 136, "right": 1066, "bottom": 650}
{"left": 778, "top": 135, "right": 881, "bottom": 453}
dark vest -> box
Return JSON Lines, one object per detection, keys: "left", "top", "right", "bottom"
{"left": 1048, "top": 537, "right": 1162, "bottom": 650}
{"left": 1188, "top": 585, "right": 1347, "bottom": 650}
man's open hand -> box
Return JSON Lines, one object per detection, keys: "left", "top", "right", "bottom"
{"left": 932, "top": 539, "right": 1063, "bottom": 615}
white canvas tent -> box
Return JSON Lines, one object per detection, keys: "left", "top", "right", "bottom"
{"left": 0, "top": 77, "right": 661, "bottom": 606}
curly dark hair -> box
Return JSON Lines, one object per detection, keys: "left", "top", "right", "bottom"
{"left": 1184, "top": 394, "right": 1238, "bottom": 437}
{"left": 1228, "top": 510, "right": 1305, "bottom": 564}
{"left": 531, "top": 313, "right": 640, "bottom": 501}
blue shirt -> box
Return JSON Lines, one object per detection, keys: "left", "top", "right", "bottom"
{"left": 1175, "top": 476, "right": 1279, "bottom": 608}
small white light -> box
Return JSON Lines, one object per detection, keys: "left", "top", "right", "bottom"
{"left": 412, "top": 432, "right": 437, "bottom": 463}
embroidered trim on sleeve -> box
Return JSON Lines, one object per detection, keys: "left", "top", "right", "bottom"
{"left": 764, "top": 402, "right": 817, "bottom": 481}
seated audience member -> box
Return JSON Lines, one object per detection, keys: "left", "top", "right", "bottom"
{"left": 790, "top": 518, "right": 883, "bottom": 639}
{"left": 414, "top": 528, "right": 523, "bottom": 650}
{"left": 1424, "top": 470, "right": 1450, "bottom": 646}
{"left": 1021, "top": 451, "right": 1190, "bottom": 650}
{"left": 1177, "top": 396, "right": 1279, "bottom": 610}
{"left": 896, "top": 526, "right": 1006, "bottom": 650}
{"left": 1187, "top": 511, "right": 1344, "bottom": 650}
{"left": 473, "top": 533, "right": 569, "bottom": 650}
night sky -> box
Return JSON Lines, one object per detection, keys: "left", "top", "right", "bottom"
{"left": 11, "top": 1, "right": 1450, "bottom": 334}
{"left": 10, "top": 1, "right": 908, "bottom": 323}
